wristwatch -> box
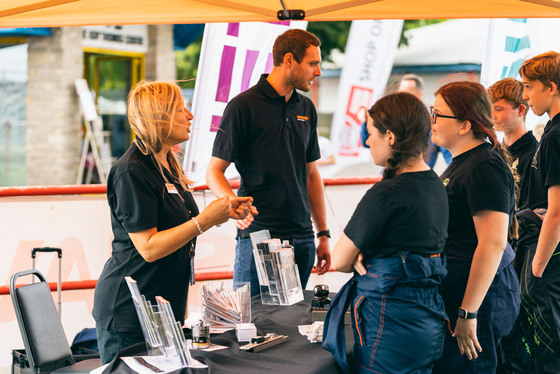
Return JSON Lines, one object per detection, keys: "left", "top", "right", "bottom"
{"left": 316, "top": 230, "right": 331, "bottom": 239}
{"left": 457, "top": 307, "right": 478, "bottom": 320}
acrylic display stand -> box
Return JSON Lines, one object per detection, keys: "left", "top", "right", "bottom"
{"left": 125, "top": 276, "right": 207, "bottom": 369}
{"left": 250, "top": 230, "right": 304, "bottom": 306}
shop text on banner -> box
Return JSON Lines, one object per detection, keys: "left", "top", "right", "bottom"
{"left": 330, "top": 19, "right": 403, "bottom": 158}
{"left": 183, "top": 21, "right": 307, "bottom": 186}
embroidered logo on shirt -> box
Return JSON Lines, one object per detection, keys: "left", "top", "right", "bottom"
{"left": 442, "top": 178, "right": 450, "bottom": 187}
{"left": 165, "top": 183, "right": 178, "bottom": 194}
{"left": 297, "top": 115, "right": 309, "bottom": 121}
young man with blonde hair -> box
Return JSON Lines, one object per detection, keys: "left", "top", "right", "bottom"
{"left": 518, "top": 51, "right": 560, "bottom": 374}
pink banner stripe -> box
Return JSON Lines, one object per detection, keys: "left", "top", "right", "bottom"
{"left": 241, "top": 50, "right": 259, "bottom": 92}
{"left": 265, "top": 52, "right": 274, "bottom": 74}
{"left": 210, "top": 115, "right": 222, "bottom": 132}
{"left": 227, "top": 23, "right": 239, "bottom": 37}
{"left": 215, "top": 45, "right": 236, "bottom": 103}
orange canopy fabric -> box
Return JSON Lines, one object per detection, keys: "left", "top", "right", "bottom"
{"left": 1, "top": 0, "right": 560, "bottom": 28}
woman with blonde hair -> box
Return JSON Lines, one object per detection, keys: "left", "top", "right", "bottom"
{"left": 431, "top": 81, "right": 519, "bottom": 374}
{"left": 93, "top": 81, "right": 252, "bottom": 364}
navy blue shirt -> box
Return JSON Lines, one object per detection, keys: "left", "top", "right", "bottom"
{"left": 93, "top": 142, "right": 198, "bottom": 332}
{"left": 345, "top": 170, "right": 448, "bottom": 258}
{"left": 212, "top": 74, "right": 321, "bottom": 239}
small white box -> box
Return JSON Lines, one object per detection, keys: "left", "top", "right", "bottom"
{"left": 236, "top": 323, "right": 257, "bottom": 342}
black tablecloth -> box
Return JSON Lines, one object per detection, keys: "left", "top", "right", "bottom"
{"left": 103, "top": 291, "right": 344, "bottom": 374}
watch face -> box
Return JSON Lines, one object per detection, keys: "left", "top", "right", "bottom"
{"left": 458, "top": 308, "right": 476, "bottom": 319}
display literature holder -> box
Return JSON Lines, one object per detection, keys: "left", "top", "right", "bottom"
{"left": 124, "top": 276, "right": 207, "bottom": 369}
{"left": 250, "top": 230, "right": 304, "bottom": 305}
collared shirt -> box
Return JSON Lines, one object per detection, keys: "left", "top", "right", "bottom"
{"left": 212, "top": 74, "right": 321, "bottom": 239}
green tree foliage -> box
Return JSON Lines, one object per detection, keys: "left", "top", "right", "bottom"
{"left": 175, "top": 34, "right": 203, "bottom": 89}
{"left": 307, "top": 20, "right": 447, "bottom": 61}
{"left": 307, "top": 21, "right": 352, "bottom": 62}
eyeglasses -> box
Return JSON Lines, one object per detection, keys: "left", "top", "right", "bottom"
{"left": 429, "top": 106, "right": 459, "bottom": 124}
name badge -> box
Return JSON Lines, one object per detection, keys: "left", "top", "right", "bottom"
{"left": 165, "top": 183, "right": 178, "bottom": 194}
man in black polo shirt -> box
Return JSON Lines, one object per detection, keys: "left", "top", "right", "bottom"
{"left": 206, "top": 29, "right": 331, "bottom": 296}
{"left": 488, "top": 77, "right": 538, "bottom": 210}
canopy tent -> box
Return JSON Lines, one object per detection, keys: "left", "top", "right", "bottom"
{"left": 1, "top": 0, "right": 560, "bottom": 27}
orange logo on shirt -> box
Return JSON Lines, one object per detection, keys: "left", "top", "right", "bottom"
{"left": 297, "top": 115, "right": 309, "bottom": 121}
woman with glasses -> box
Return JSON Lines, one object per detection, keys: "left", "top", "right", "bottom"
{"left": 430, "top": 81, "right": 520, "bottom": 374}
{"left": 323, "top": 92, "right": 449, "bottom": 374}
{"left": 93, "top": 81, "right": 253, "bottom": 364}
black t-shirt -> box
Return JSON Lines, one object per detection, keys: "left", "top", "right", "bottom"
{"left": 93, "top": 142, "right": 198, "bottom": 332}
{"left": 344, "top": 170, "right": 448, "bottom": 258}
{"left": 440, "top": 142, "right": 515, "bottom": 264}
{"left": 212, "top": 74, "right": 321, "bottom": 239}
{"left": 526, "top": 113, "right": 560, "bottom": 210}
{"left": 507, "top": 130, "right": 538, "bottom": 210}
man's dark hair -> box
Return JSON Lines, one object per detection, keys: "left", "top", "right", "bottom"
{"left": 272, "top": 29, "right": 321, "bottom": 66}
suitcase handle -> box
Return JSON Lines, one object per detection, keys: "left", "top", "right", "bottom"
{"left": 32, "top": 247, "right": 62, "bottom": 258}
{"left": 30, "top": 248, "right": 62, "bottom": 318}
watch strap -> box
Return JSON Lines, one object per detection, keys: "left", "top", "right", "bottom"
{"left": 458, "top": 307, "right": 478, "bottom": 319}
{"left": 316, "top": 230, "right": 331, "bottom": 239}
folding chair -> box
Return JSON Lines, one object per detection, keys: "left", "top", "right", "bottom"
{"left": 10, "top": 269, "right": 102, "bottom": 374}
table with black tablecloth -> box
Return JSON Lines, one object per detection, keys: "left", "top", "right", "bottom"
{"left": 103, "top": 291, "right": 345, "bottom": 374}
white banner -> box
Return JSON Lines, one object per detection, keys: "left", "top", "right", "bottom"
{"left": 330, "top": 20, "right": 403, "bottom": 158}
{"left": 183, "top": 21, "right": 306, "bottom": 186}
{"left": 480, "top": 19, "right": 540, "bottom": 87}
{"left": 480, "top": 18, "right": 542, "bottom": 128}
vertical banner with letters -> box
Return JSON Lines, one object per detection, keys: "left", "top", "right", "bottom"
{"left": 183, "top": 21, "right": 306, "bottom": 186}
{"left": 480, "top": 18, "right": 540, "bottom": 87}
{"left": 330, "top": 20, "right": 403, "bottom": 158}
{"left": 480, "top": 18, "right": 542, "bottom": 127}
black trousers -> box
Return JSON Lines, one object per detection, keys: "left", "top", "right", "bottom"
{"left": 519, "top": 247, "right": 560, "bottom": 374}
{"left": 501, "top": 208, "right": 560, "bottom": 374}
